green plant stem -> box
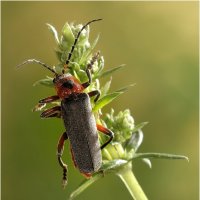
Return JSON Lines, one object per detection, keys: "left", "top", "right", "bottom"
{"left": 102, "top": 143, "right": 148, "bottom": 200}
{"left": 117, "top": 162, "right": 148, "bottom": 200}
{"left": 69, "top": 173, "right": 103, "bottom": 200}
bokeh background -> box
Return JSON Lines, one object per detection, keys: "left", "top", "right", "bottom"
{"left": 2, "top": 2, "right": 198, "bottom": 200}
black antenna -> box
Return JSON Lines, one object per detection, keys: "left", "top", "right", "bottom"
{"left": 17, "top": 59, "right": 58, "bottom": 76}
{"left": 63, "top": 18, "right": 102, "bottom": 73}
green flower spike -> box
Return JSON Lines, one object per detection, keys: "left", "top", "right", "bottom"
{"left": 35, "top": 21, "right": 188, "bottom": 200}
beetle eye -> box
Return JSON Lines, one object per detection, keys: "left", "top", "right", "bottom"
{"left": 62, "top": 80, "right": 74, "bottom": 89}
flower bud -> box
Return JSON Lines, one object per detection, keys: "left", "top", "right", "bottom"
{"left": 104, "top": 109, "right": 135, "bottom": 143}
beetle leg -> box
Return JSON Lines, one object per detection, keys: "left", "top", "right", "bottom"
{"left": 88, "top": 90, "right": 101, "bottom": 102}
{"left": 40, "top": 106, "right": 61, "bottom": 118}
{"left": 57, "top": 132, "right": 68, "bottom": 188}
{"left": 32, "top": 102, "right": 46, "bottom": 112}
{"left": 97, "top": 124, "right": 114, "bottom": 149}
{"left": 39, "top": 95, "right": 59, "bottom": 104}
{"left": 82, "top": 51, "right": 100, "bottom": 88}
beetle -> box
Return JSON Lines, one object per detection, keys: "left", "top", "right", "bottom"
{"left": 18, "top": 19, "right": 114, "bottom": 187}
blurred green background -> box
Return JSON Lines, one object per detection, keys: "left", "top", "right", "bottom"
{"left": 2, "top": 2, "right": 198, "bottom": 200}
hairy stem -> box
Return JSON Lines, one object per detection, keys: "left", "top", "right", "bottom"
{"left": 117, "top": 162, "right": 148, "bottom": 200}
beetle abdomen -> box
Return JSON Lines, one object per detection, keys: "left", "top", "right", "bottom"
{"left": 61, "top": 93, "right": 102, "bottom": 173}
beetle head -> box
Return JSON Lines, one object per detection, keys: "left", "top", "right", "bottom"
{"left": 53, "top": 74, "right": 84, "bottom": 99}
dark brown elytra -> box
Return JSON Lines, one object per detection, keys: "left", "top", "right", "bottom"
{"left": 18, "top": 19, "right": 114, "bottom": 187}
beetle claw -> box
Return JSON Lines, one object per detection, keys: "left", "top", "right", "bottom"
{"left": 62, "top": 164, "right": 68, "bottom": 189}
{"left": 62, "top": 178, "right": 68, "bottom": 189}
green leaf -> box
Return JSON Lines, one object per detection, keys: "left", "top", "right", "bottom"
{"left": 132, "top": 153, "right": 189, "bottom": 161}
{"left": 98, "top": 64, "right": 125, "bottom": 78}
{"left": 132, "top": 122, "right": 148, "bottom": 132}
{"left": 93, "top": 92, "right": 123, "bottom": 112}
{"left": 61, "top": 22, "right": 74, "bottom": 45}
{"left": 55, "top": 50, "right": 62, "bottom": 62}
{"left": 115, "top": 84, "right": 135, "bottom": 93}
{"left": 92, "top": 56, "right": 105, "bottom": 80}
{"left": 46, "top": 23, "right": 60, "bottom": 45}
{"left": 89, "top": 34, "right": 100, "bottom": 52}
{"left": 124, "top": 129, "right": 144, "bottom": 152}
{"left": 142, "top": 158, "right": 152, "bottom": 168}
{"left": 33, "top": 76, "right": 54, "bottom": 87}
{"left": 69, "top": 173, "right": 103, "bottom": 200}
{"left": 100, "top": 77, "right": 112, "bottom": 97}
{"left": 101, "top": 159, "right": 128, "bottom": 172}
{"left": 79, "top": 34, "right": 100, "bottom": 65}
{"left": 69, "top": 159, "right": 127, "bottom": 200}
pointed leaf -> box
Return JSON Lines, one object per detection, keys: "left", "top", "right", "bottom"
{"left": 101, "top": 159, "right": 128, "bottom": 171}
{"left": 132, "top": 122, "right": 148, "bottom": 132}
{"left": 115, "top": 84, "right": 135, "bottom": 93}
{"left": 79, "top": 34, "right": 100, "bottom": 64}
{"left": 93, "top": 92, "right": 123, "bottom": 112}
{"left": 125, "top": 129, "right": 144, "bottom": 152}
{"left": 90, "top": 34, "right": 100, "bottom": 51}
{"left": 132, "top": 153, "right": 189, "bottom": 161}
{"left": 76, "top": 25, "right": 90, "bottom": 46}
{"left": 142, "top": 158, "right": 152, "bottom": 168}
{"left": 46, "top": 23, "right": 60, "bottom": 45}
{"left": 33, "top": 77, "right": 54, "bottom": 87}
{"left": 92, "top": 56, "right": 105, "bottom": 80}
{"left": 69, "top": 159, "right": 127, "bottom": 200}
{"left": 55, "top": 50, "right": 62, "bottom": 62}
{"left": 69, "top": 173, "right": 103, "bottom": 200}
{"left": 99, "top": 64, "right": 125, "bottom": 78}
{"left": 101, "top": 77, "right": 112, "bottom": 97}
{"left": 61, "top": 22, "right": 74, "bottom": 46}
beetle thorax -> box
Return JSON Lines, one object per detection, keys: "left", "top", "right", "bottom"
{"left": 53, "top": 74, "right": 84, "bottom": 99}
